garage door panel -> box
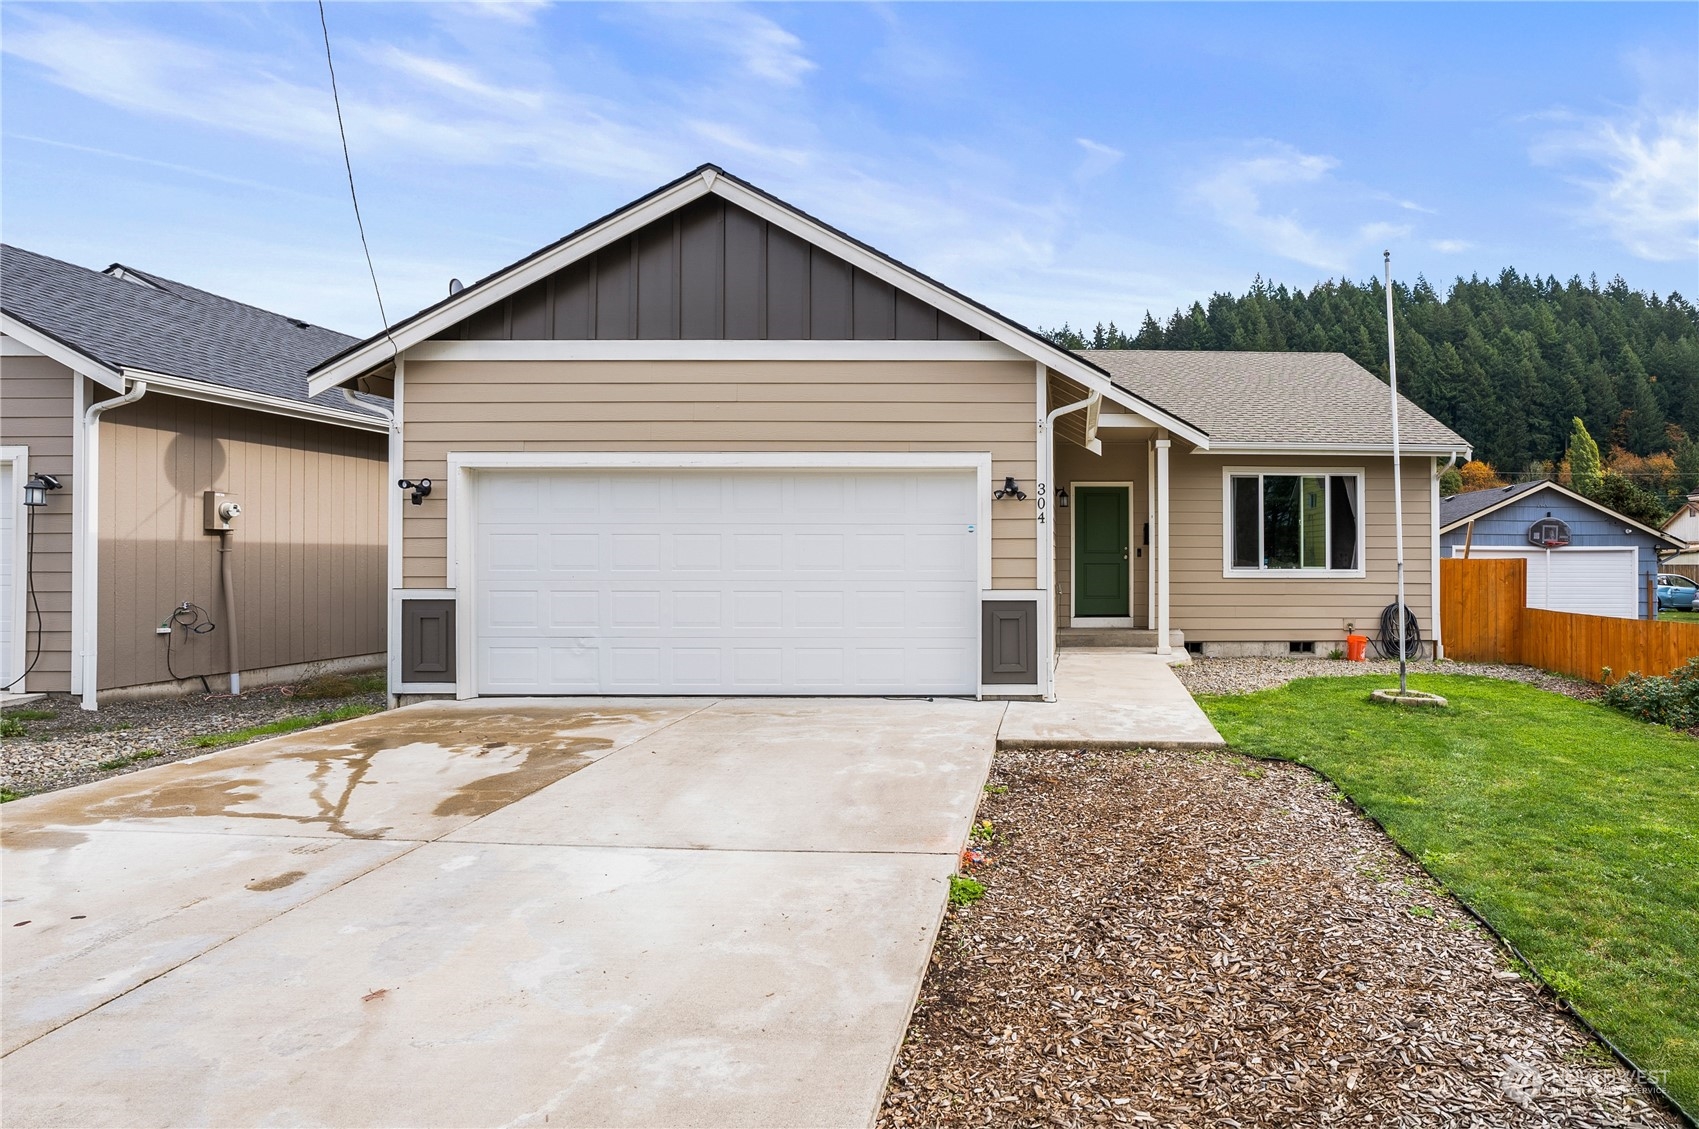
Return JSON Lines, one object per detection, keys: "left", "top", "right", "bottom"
{"left": 475, "top": 468, "right": 980, "bottom": 695}
{"left": 1465, "top": 548, "right": 1637, "bottom": 619}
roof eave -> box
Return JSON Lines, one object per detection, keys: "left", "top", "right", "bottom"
{"left": 303, "top": 166, "right": 1211, "bottom": 447}
{"left": 0, "top": 310, "right": 127, "bottom": 392}
{"left": 123, "top": 368, "right": 391, "bottom": 432}
{"left": 1437, "top": 480, "right": 1685, "bottom": 548}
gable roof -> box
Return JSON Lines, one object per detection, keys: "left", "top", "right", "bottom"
{"left": 1439, "top": 479, "right": 1683, "bottom": 548}
{"left": 1439, "top": 480, "right": 1546, "bottom": 525}
{"left": 1, "top": 244, "right": 387, "bottom": 429}
{"left": 306, "top": 165, "right": 1209, "bottom": 447}
{"left": 1090, "top": 350, "right": 1469, "bottom": 454}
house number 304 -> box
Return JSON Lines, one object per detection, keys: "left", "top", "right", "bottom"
{"left": 1035, "top": 482, "right": 1046, "bottom": 523}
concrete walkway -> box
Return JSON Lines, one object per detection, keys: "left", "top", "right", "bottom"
{"left": 999, "top": 650, "right": 1225, "bottom": 750}
{"left": 1, "top": 697, "right": 1002, "bottom": 1128}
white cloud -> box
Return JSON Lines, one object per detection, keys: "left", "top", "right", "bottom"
{"left": 1431, "top": 238, "right": 1472, "bottom": 254}
{"left": 627, "top": 5, "right": 815, "bottom": 87}
{"left": 1531, "top": 108, "right": 1699, "bottom": 261}
{"left": 1193, "top": 142, "right": 1410, "bottom": 271}
{"left": 1074, "top": 138, "right": 1124, "bottom": 180}
{"left": 367, "top": 46, "right": 544, "bottom": 109}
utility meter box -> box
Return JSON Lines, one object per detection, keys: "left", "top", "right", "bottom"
{"left": 203, "top": 490, "right": 242, "bottom": 531}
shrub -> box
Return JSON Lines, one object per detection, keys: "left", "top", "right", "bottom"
{"left": 0, "top": 716, "right": 25, "bottom": 739}
{"left": 1601, "top": 658, "right": 1699, "bottom": 729}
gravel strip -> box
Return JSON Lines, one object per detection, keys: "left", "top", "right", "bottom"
{"left": 881, "top": 747, "right": 1675, "bottom": 1128}
{"left": 2, "top": 686, "right": 385, "bottom": 797}
{"left": 1175, "top": 656, "right": 1603, "bottom": 703}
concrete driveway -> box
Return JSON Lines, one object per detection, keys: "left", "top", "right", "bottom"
{"left": 1, "top": 697, "right": 1002, "bottom": 1128}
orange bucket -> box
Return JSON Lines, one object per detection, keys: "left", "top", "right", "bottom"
{"left": 1345, "top": 634, "right": 1368, "bottom": 662}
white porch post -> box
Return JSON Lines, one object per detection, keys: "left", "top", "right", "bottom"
{"left": 1155, "top": 437, "right": 1171, "bottom": 656}
{"left": 1146, "top": 442, "right": 1156, "bottom": 630}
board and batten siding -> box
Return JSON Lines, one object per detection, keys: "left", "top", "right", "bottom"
{"left": 1168, "top": 452, "right": 1435, "bottom": 643}
{"left": 97, "top": 394, "right": 387, "bottom": 689}
{"left": 0, "top": 353, "right": 76, "bottom": 691}
{"left": 400, "top": 358, "right": 1039, "bottom": 590}
{"left": 439, "top": 196, "right": 988, "bottom": 345}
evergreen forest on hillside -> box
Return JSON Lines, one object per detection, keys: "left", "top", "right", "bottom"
{"left": 1043, "top": 270, "right": 1699, "bottom": 519}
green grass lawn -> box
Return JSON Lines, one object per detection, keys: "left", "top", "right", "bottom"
{"left": 1198, "top": 675, "right": 1697, "bottom": 1114}
{"left": 1658, "top": 608, "right": 1699, "bottom": 623}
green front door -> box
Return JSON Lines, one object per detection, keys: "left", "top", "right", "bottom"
{"left": 1074, "top": 486, "right": 1130, "bottom": 617}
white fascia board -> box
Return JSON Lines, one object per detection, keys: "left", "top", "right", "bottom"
{"left": 0, "top": 313, "right": 125, "bottom": 392}
{"left": 405, "top": 339, "right": 1026, "bottom": 363}
{"left": 708, "top": 178, "right": 1210, "bottom": 449}
{"left": 1197, "top": 442, "right": 1468, "bottom": 457}
{"left": 125, "top": 370, "right": 390, "bottom": 432}
{"left": 307, "top": 177, "right": 716, "bottom": 396}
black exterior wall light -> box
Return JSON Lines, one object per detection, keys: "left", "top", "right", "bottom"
{"left": 993, "top": 476, "right": 1027, "bottom": 501}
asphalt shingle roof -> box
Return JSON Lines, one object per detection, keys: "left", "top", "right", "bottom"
{"left": 1087, "top": 350, "right": 1469, "bottom": 451}
{"left": 1, "top": 244, "right": 383, "bottom": 419}
{"left": 1438, "top": 481, "right": 1548, "bottom": 527}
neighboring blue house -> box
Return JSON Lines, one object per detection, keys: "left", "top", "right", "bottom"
{"left": 1439, "top": 481, "right": 1681, "bottom": 620}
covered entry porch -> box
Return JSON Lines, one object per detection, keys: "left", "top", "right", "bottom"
{"left": 1041, "top": 368, "right": 1186, "bottom": 676}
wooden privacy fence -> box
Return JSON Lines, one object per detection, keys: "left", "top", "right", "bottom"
{"left": 1441, "top": 557, "right": 1699, "bottom": 682}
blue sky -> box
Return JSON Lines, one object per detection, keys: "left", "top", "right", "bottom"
{"left": 3, "top": 2, "right": 1695, "bottom": 338}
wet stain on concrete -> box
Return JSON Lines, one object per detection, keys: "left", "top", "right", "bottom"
{"left": 432, "top": 737, "right": 610, "bottom": 818}
{"left": 2, "top": 707, "right": 664, "bottom": 843}
{"left": 1, "top": 828, "right": 91, "bottom": 852}
{"left": 245, "top": 870, "right": 307, "bottom": 892}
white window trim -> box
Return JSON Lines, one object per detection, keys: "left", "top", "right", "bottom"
{"left": 442, "top": 450, "right": 995, "bottom": 701}
{"left": 0, "top": 446, "right": 29, "bottom": 688}
{"left": 1221, "top": 465, "right": 1367, "bottom": 580}
{"left": 1067, "top": 480, "right": 1137, "bottom": 626}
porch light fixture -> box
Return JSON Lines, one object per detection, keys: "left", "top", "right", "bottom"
{"left": 22, "top": 473, "right": 61, "bottom": 508}
{"left": 993, "top": 476, "right": 1027, "bottom": 501}
{"left": 398, "top": 477, "right": 433, "bottom": 506}
{"left": 1057, "top": 487, "right": 1069, "bottom": 508}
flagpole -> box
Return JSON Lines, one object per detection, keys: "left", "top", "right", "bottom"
{"left": 1384, "top": 250, "right": 1408, "bottom": 694}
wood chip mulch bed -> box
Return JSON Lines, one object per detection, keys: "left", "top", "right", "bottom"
{"left": 880, "top": 747, "right": 1678, "bottom": 1129}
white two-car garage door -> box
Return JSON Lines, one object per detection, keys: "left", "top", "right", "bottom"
{"left": 1466, "top": 547, "right": 1640, "bottom": 619}
{"left": 473, "top": 468, "right": 981, "bottom": 696}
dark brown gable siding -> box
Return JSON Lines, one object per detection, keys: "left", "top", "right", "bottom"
{"left": 435, "top": 197, "right": 985, "bottom": 342}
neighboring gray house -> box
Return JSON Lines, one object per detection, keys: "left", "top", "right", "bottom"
{"left": 1, "top": 245, "right": 391, "bottom": 706}
{"left": 1439, "top": 480, "right": 1681, "bottom": 620}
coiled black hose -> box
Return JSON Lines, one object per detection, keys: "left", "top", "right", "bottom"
{"left": 1374, "top": 601, "right": 1422, "bottom": 660}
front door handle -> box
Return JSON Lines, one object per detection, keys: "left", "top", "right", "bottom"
{"left": 1123, "top": 546, "right": 1130, "bottom": 561}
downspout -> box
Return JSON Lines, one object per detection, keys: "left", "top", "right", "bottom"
{"left": 344, "top": 388, "right": 399, "bottom": 706}
{"left": 1039, "top": 389, "right": 1099, "bottom": 703}
{"left": 79, "top": 378, "right": 148, "bottom": 710}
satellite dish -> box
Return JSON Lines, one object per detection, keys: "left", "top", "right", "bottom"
{"left": 448, "top": 278, "right": 464, "bottom": 296}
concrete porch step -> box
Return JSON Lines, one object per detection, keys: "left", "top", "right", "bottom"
{"left": 1057, "top": 627, "right": 1184, "bottom": 649}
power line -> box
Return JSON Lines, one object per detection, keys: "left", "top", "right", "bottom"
{"left": 317, "top": 0, "right": 398, "bottom": 360}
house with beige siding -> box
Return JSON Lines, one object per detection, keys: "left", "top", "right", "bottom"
{"left": 307, "top": 166, "right": 1469, "bottom": 703}
{"left": 1, "top": 246, "right": 390, "bottom": 707}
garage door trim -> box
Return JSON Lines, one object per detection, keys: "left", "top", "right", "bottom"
{"left": 446, "top": 451, "right": 996, "bottom": 699}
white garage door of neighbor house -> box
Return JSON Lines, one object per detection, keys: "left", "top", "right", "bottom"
{"left": 473, "top": 468, "right": 982, "bottom": 696}
{"left": 1466, "top": 547, "right": 1639, "bottom": 619}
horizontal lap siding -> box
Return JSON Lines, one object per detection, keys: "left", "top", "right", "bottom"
{"left": 1169, "top": 453, "right": 1435, "bottom": 642}
{"left": 98, "top": 396, "right": 387, "bottom": 689}
{"left": 0, "top": 356, "right": 76, "bottom": 690}
{"left": 401, "top": 359, "right": 1038, "bottom": 589}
